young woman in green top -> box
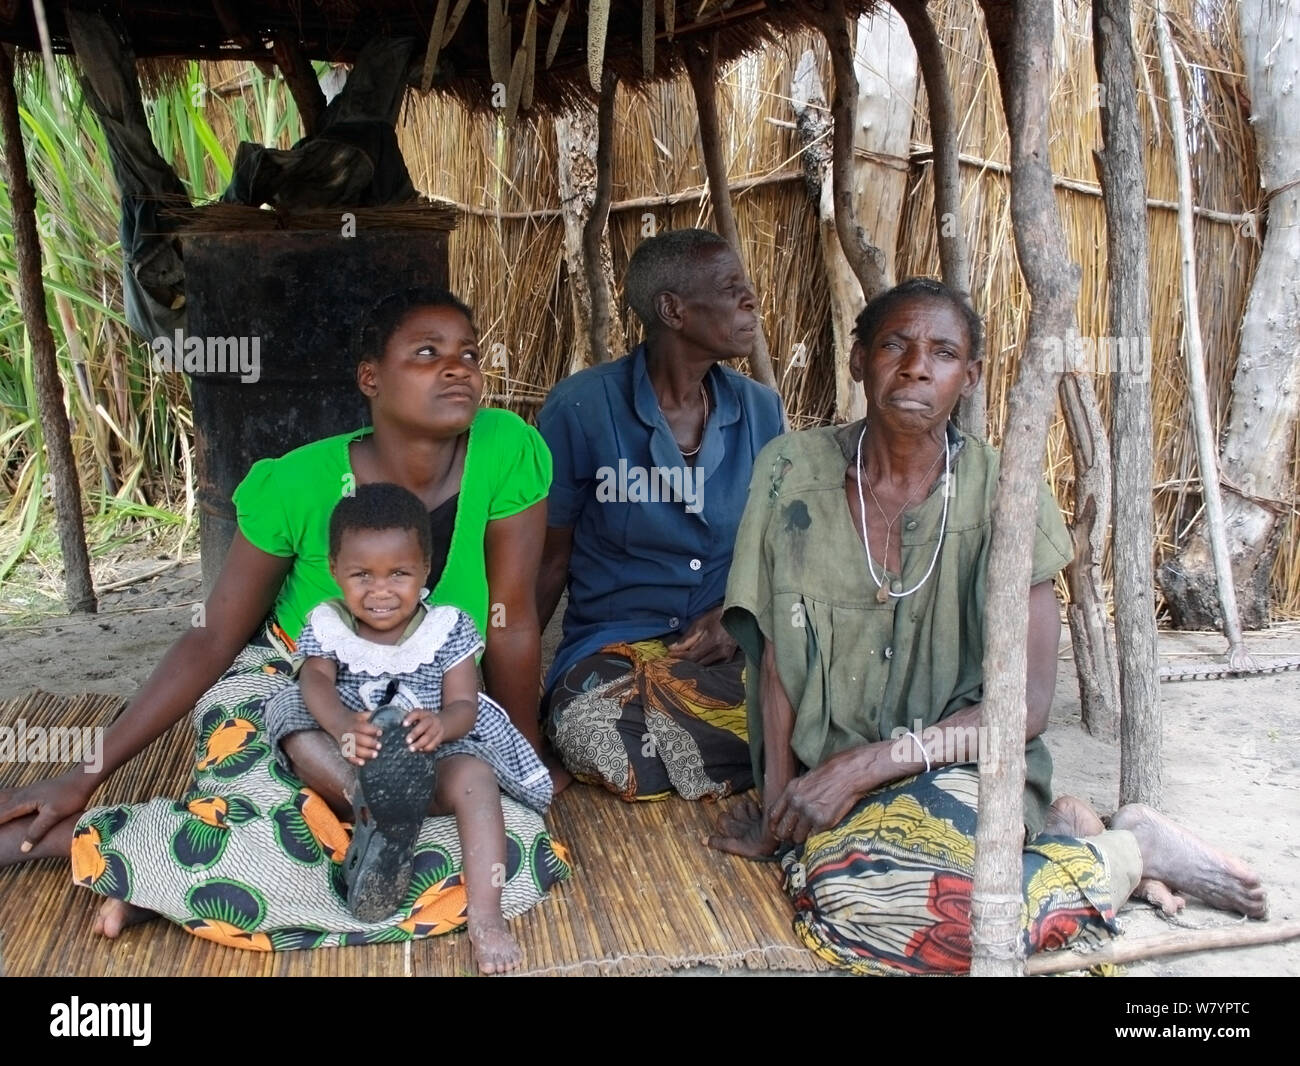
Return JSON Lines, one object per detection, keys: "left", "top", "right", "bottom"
{"left": 0, "top": 288, "right": 571, "bottom": 948}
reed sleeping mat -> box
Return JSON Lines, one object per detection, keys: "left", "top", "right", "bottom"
{"left": 0, "top": 691, "right": 825, "bottom": 976}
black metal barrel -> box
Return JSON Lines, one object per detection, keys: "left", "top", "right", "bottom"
{"left": 180, "top": 227, "right": 450, "bottom": 594}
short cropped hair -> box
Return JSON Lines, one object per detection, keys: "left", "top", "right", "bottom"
{"left": 329, "top": 482, "right": 432, "bottom": 561}
{"left": 352, "top": 287, "right": 476, "bottom": 366}
{"left": 624, "top": 228, "right": 733, "bottom": 331}
{"left": 852, "top": 277, "right": 984, "bottom": 362}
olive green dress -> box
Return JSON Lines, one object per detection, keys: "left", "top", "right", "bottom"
{"left": 723, "top": 421, "right": 1120, "bottom": 975}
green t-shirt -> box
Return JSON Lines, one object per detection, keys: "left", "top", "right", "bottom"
{"left": 231, "top": 407, "right": 551, "bottom": 642}
{"left": 723, "top": 420, "right": 1073, "bottom": 837}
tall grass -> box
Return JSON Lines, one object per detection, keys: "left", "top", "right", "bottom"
{"left": 0, "top": 61, "right": 305, "bottom": 583}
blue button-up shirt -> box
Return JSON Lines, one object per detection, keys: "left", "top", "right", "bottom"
{"left": 539, "top": 343, "right": 785, "bottom": 688}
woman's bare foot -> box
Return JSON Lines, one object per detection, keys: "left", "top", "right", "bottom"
{"left": 1111, "top": 803, "right": 1268, "bottom": 918}
{"left": 1043, "top": 795, "right": 1106, "bottom": 838}
{"left": 92, "top": 898, "right": 157, "bottom": 938}
{"left": 468, "top": 917, "right": 522, "bottom": 974}
{"left": 1134, "top": 877, "right": 1186, "bottom": 917}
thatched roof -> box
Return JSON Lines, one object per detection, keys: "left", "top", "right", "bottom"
{"left": 0, "top": 1, "right": 880, "bottom": 113}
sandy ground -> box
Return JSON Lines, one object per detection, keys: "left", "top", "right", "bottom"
{"left": 1, "top": 554, "right": 1297, "bottom": 976}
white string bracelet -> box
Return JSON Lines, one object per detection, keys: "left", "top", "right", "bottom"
{"left": 906, "top": 730, "right": 931, "bottom": 772}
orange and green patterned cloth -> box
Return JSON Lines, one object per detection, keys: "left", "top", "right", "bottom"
{"left": 72, "top": 620, "right": 569, "bottom": 951}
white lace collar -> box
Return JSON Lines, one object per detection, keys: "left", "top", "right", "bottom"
{"left": 306, "top": 601, "right": 461, "bottom": 676}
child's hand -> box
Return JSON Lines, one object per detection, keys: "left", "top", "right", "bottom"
{"left": 403, "top": 710, "right": 445, "bottom": 753}
{"left": 332, "top": 711, "right": 382, "bottom": 766}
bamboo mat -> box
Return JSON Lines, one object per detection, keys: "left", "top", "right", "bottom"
{"left": 0, "top": 691, "right": 826, "bottom": 977}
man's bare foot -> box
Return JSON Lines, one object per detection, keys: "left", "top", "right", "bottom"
{"left": 468, "top": 917, "right": 523, "bottom": 974}
{"left": 1134, "top": 877, "right": 1186, "bottom": 917}
{"left": 1043, "top": 795, "right": 1106, "bottom": 838}
{"left": 1111, "top": 803, "right": 1268, "bottom": 919}
{"left": 92, "top": 898, "right": 158, "bottom": 938}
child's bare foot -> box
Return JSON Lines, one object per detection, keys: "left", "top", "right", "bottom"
{"left": 468, "top": 917, "right": 522, "bottom": 974}
{"left": 92, "top": 898, "right": 157, "bottom": 938}
{"left": 1042, "top": 795, "right": 1106, "bottom": 838}
{"left": 542, "top": 752, "right": 572, "bottom": 795}
{"left": 1134, "top": 877, "right": 1186, "bottom": 917}
{"left": 1111, "top": 803, "right": 1268, "bottom": 918}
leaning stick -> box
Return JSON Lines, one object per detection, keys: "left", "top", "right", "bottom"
{"left": 443, "top": 0, "right": 473, "bottom": 46}
{"left": 488, "top": 0, "right": 511, "bottom": 86}
{"left": 684, "top": 37, "right": 779, "bottom": 388}
{"left": 582, "top": 70, "right": 618, "bottom": 363}
{"left": 1155, "top": 2, "right": 1254, "bottom": 671}
{"left": 505, "top": 0, "right": 537, "bottom": 122}
{"left": 420, "top": 0, "right": 452, "bottom": 91}
{"left": 520, "top": 0, "right": 537, "bottom": 112}
{"left": 588, "top": 0, "right": 611, "bottom": 91}
{"left": 643, "top": 0, "right": 657, "bottom": 78}
{"left": 546, "top": 0, "right": 571, "bottom": 69}
{"left": 1026, "top": 919, "right": 1300, "bottom": 975}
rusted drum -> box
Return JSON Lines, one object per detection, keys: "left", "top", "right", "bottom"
{"left": 179, "top": 228, "right": 450, "bottom": 594}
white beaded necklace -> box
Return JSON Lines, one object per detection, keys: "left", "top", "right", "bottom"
{"left": 854, "top": 422, "right": 951, "bottom": 603}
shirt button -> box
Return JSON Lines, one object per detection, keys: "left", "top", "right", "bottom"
{"left": 669, "top": 617, "right": 680, "bottom": 628}
{"left": 884, "top": 646, "right": 893, "bottom": 660}
{"left": 689, "top": 558, "right": 702, "bottom": 571}
{"left": 905, "top": 520, "right": 918, "bottom": 531}
{"left": 890, "top": 579, "right": 903, "bottom": 594}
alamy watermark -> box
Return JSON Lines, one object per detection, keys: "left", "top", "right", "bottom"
{"left": 0, "top": 719, "right": 104, "bottom": 773}
{"left": 595, "top": 459, "right": 703, "bottom": 514}
{"left": 889, "top": 718, "right": 999, "bottom": 772}
{"left": 1041, "top": 329, "right": 1151, "bottom": 381}
{"left": 151, "top": 330, "right": 262, "bottom": 383}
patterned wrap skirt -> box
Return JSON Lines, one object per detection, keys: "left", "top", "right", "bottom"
{"left": 546, "top": 639, "right": 752, "bottom": 801}
{"left": 70, "top": 621, "right": 570, "bottom": 951}
{"left": 782, "top": 764, "right": 1118, "bottom": 975}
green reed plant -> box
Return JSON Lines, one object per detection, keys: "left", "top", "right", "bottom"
{"left": 0, "top": 59, "right": 304, "bottom": 584}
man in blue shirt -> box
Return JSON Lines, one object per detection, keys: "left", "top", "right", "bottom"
{"left": 537, "top": 229, "right": 785, "bottom": 800}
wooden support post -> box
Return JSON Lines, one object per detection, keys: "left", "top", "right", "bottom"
{"left": 815, "top": 0, "right": 891, "bottom": 304}
{"left": 792, "top": 10, "right": 917, "bottom": 423}
{"left": 272, "top": 33, "right": 326, "bottom": 136}
{"left": 556, "top": 102, "right": 625, "bottom": 374}
{"left": 0, "top": 47, "right": 96, "bottom": 613}
{"left": 1059, "top": 371, "right": 1120, "bottom": 739}
{"left": 684, "top": 36, "right": 777, "bottom": 388}
{"left": 581, "top": 69, "right": 619, "bottom": 365}
{"left": 1153, "top": 4, "right": 1253, "bottom": 671}
{"left": 889, "top": 0, "right": 981, "bottom": 435}
{"left": 1026, "top": 919, "right": 1300, "bottom": 975}
{"left": 1094, "top": 0, "right": 1161, "bottom": 803}
{"left": 890, "top": 0, "right": 969, "bottom": 297}
{"left": 970, "top": 0, "right": 1080, "bottom": 976}
{"left": 1159, "top": 0, "right": 1300, "bottom": 633}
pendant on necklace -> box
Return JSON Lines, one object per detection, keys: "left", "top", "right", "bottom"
{"left": 876, "top": 583, "right": 891, "bottom": 604}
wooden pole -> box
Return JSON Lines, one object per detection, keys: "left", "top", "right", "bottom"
{"left": 815, "top": 0, "right": 891, "bottom": 303}
{"left": 1026, "top": 919, "right": 1300, "bottom": 976}
{"left": 1154, "top": 3, "right": 1253, "bottom": 671}
{"left": 556, "top": 103, "right": 625, "bottom": 374}
{"left": 970, "top": 0, "right": 1079, "bottom": 976}
{"left": 1094, "top": 0, "right": 1162, "bottom": 804}
{"left": 1060, "top": 372, "right": 1120, "bottom": 740}
{"left": 890, "top": 0, "right": 969, "bottom": 299}
{"left": 1159, "top": 0, "right": 1300, "bottom": 632}
{"left": 0, "top": 47, "right": 97, "bottom": 613}
{"left": 271, "top": 33, "right": 325, "bottom": 136}
{"left": 790, "top": 9, "right": 916, "bottom": 423}
{"left": 684, "top": 35, "right": 777, "bottom": 388}
{"left": 889, "top": 0, "right": 981, "bottom": 435}
{"left": 581, "top": 69, "right": 618, "bottom": 365}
